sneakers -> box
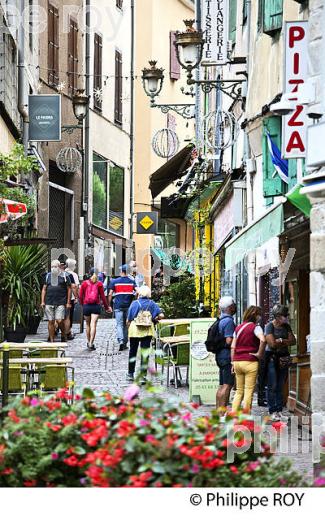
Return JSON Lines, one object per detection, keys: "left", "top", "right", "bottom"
{"left": 271, "top": 412, "right": 282, "bottom": 421}
{"left": 127, "top": 373, "right": 134, "bottom": 382}
{"left": 87, "top": 343, "right": 96, "bottom": 351}
{"left": 119, "top": 343, "right": 128, "bottom": 352}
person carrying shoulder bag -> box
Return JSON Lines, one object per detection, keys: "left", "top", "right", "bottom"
{"left": 231, "top": 306, "right": 266, "bottom": 413}
{"left": 265, "top": 304, "right": 296, "bottom": 421}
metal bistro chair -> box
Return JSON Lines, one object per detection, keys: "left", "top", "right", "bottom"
{"left": 168, "top": 341, "right": 190, "bottom": 389}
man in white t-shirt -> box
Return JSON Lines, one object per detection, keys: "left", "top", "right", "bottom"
{"left": 65, "top": 258, "right": 80, "bottom": 339}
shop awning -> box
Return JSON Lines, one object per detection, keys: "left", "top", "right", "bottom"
{"left": 225, "top": 202, "right": 284, "bottom": 271}
{"left": 286, "top": 184, "right": 311, "bottom": 217}
{"left": 149, "top": 144, "right": 195, "bottom": 199}
{"left": 0, "top": 199, "right": 27, "bottom": 224}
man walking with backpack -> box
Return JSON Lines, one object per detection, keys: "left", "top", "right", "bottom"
{"left": 206, "top": 296, "right": 236, "bottom": 412}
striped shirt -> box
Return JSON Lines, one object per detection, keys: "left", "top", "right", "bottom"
{"left": 108, "top": 276, "right": 137, "bottom": 310}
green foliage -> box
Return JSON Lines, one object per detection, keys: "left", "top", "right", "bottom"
{"left": 1, "top": 245, "right": 48, "bottom": 329}
{"left": 0, "top": 389, "right": 306, "bottom": 487}
{"left": 92, "top": 172, "right": 106, "bottom": 227}
{"left": 159, "top": 276, "right": 199, "bottom": 319}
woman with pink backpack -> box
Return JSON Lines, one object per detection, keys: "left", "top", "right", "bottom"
{"left": 79, "top": 268, "right": 109, "bottom": 350}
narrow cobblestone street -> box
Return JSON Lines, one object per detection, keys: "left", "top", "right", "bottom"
{"left": 26, "top": 318, "right": 313, "bottom": 482}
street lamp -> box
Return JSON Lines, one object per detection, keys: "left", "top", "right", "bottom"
{"left": 72, "top": 89, "right": 90, "bottom": 122}
{"left": 174, "top": 20, "right": 246, "bottom": 99}
{"left": 62, "top": 89, "right": 90, "bottom": 134}
{"left": 174, "top": 19, "right": 205, "bottom": 83}
{"left": 141, "top": 60, "right": 195, "bottom": 119}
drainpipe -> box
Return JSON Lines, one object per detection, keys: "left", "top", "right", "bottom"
{"left": 243, "top": 0, "right": 257, "bottom": 305}
{"left": 130, "top": 0, "right": 135, "bottom": 240}
{"left": 84, "top": 0, "right": 91, "bottom": 271}
{"left": 18, "top": 0, "right": 28, "bottom": 154}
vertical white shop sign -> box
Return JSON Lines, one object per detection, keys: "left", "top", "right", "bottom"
{"left": 201, "top": 0, "right": 229, "bottom": 65}
{"left": 283, "top": 21, "right": 308, "bottom": 159}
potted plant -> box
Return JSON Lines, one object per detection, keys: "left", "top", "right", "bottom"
{"left": 1, "top": 245, "right": 47, "bottom": 342}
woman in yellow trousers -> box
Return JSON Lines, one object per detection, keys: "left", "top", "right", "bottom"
{"left": 231, "top": 306, "right": 266, "bottom": 413}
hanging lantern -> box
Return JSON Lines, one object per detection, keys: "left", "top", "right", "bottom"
{"left": 56, "top": 147, "right": 82, "bottom": 173}
{"left": 201, "top": 109, "right": 239, "bottom": 152}
{"left": 152, "top": 128, "right": 179, "bottom": 158}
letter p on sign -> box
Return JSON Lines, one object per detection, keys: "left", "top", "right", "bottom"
{"left": 289, "top": 26, "right": 305, "bottom": 48}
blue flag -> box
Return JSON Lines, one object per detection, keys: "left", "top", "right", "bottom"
{"left": 266, "top": 131, "right": 289, "bottom": 185}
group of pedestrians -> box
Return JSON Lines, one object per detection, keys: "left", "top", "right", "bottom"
{"left": 41, "top": 260, "right": 164, "bottom": 381}
{"left": 211, "top": 296, "right": 296, "bottom": 420}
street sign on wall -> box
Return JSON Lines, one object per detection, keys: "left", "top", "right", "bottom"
{"left": 189, "top": 319, "right": 219, "bottom": 405}
{"left": 201, "top": 0, "right": 229, "bottom": 66}
{"left": 136, "top": 212, "right": 158, "bottom": 235}
{"left": 283, "top": 21, "right": 308, "bottom": 159}
{"left": 29, "top": 95, "right": 61, "bottom": 142}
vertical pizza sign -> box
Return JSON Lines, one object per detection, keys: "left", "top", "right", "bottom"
{"left": 283, "top": 21, "right": 308, "bottom": 159}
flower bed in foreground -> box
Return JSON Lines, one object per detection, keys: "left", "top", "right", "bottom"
{"left": 0, "top": 387, "right": 306, "bottom": 487}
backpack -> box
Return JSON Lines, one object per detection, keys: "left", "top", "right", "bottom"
{"left": 205, "top": 317, "right": 228, "bottom": 354}
{"left": 134, "top": 301, "right": 153, "bottom": 327}
{"left": 86, "top": 280, "right": 99, "bottom": 304}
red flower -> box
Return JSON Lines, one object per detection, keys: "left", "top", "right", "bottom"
{"left": 230, "top": 465, "right": 239, "bottom": 474}
{"left": 45, "top": 422, "right": 62, "bottom": 432}
{"left": 117, "top": 420, "right": 136, "bottom": 437}
{"left": 272, "top": 421, "right": 286, "bottom": 432}
{"left": 23, "top": 480, "right": 37, "bottom": 487}
{"left": 63, "top": 455, "right": 79, "bottom": 467}
{"left": 1, "top": 468, "right": 13, "bottom": 475}
{"left": 61, "top": 413, "right": 78, "bottom": 426}
{"left": 8, "top": 410, "right": 20, "bottom": 424}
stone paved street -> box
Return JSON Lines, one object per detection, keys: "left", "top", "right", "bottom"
{"left": 27, "top": 318, "right": 313, "bottom": 483}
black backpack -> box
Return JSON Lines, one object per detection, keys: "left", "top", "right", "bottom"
{"left": 205, "top": 317, "right": 228, "bottom": 354}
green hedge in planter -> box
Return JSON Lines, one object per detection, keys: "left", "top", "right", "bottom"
{"left": 0, "top": 387, "right": 307, "bottom": 487}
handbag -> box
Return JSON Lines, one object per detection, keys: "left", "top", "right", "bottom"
{"left": 278, "top": 355, "right": 292, "bottom": 369}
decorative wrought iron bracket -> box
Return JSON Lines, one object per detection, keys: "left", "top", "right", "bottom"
{"left": 150, "top": 102, "right": 195, "bottom": 119}
{"left": 188, "top": 79, "right": 245, "bottom": 101}
{"left": 61, "top": 124, "right": 83, "bottom": 134}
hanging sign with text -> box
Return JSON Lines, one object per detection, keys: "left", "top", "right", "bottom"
{"left": 283, "top": 21, "right": 308, "bottom": 159}
{"left": 29, "top": 95, "right": 61, "bottom": 142}
{"left": 189, "top": 319, "right": 219, "bottom": 405}
{"left": 201, "top": 0, "right": 229, "bottom": 66}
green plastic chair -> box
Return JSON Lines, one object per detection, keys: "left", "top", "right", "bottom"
{"left": 169, "top": 342, "right": 190, "bottom": 389}
{"left": 0, "top": 365, "right": 26, "bottom": 396}
{"left": 39, "top": 365, "right": 75, "bottom": 402}
{"left": 173, "top": 323, "right": 190, "bottom": 336}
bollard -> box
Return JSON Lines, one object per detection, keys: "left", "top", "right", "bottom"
{"left": 2, "top": 342, "right": 9, "bottom": 408}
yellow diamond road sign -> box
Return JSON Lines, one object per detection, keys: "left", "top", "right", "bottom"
{"left": 139, "top": 215, "right": 154, "bottom": 230}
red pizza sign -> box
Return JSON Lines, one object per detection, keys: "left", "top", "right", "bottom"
{"left": 283, "top": 21, "right": 308, "bottom": 159}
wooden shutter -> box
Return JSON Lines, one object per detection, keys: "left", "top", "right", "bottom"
{"left": 263, "top": 0, "right": 283, "bottom": 36}
{"left": 93, "top": 33, "right": 102, "bottom": 110}
{"left": 68, "top": 18, "right": 78, "bottom": 95}
{"left": 170, "top": 31, "right": 180, "bottom": 80}
{"left": 48, "top": 4, "right": 59, "bottom": 85}
{"left": 115, "top": 50, "right": 123, "bottom": 124}
{"left": 228, "top": 0, "right": 237, "bottom": 43}
{"left": 262, "top": 117, "right": 284, "bottom": 201}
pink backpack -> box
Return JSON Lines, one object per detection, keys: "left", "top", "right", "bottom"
{"left": 85, "top": 280, "right": 99, "bottom": 304}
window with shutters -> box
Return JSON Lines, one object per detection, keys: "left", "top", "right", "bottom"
{"left": 68, "top": 18, "right": 78, "bottom": 95}
{"left": 262, "top": 0, "right": 283, "bottom": 36}
{"left": 116, "top": 0, "right": 123, "bottom": 9}
{"left": 93, "top": 33, "right": 102, "bottom": 110}
{"left": 228, "top": 0, "right": 237, "bottom": 43}
{"left": 115, "top": 50, "right": 123, "bottom": 125}
{"left": 170, "top": 31, "right": 180, "bottom": 80}
{"left": 262, "top": 117, "right": 285, "bottom": 204}
{"left": 48, "top": 3, "right": 59, "bottom": 86}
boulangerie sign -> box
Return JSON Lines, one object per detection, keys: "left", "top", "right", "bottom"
{"left": 201, "top": 0, "right": 229, "bottom": 65}
{"left": 283, "top": 21, "right": 308, "bottom": 159}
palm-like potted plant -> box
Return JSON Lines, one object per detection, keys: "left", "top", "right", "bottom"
{"left": 1, "top": 245, "right": 48, "bottom": 342}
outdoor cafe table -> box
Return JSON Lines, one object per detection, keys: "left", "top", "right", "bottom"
{"left": 0, "top": 357, "right": 73, "bottom": 365}
{"left": 0, "top": 342, "right": 68, "bottom": 349}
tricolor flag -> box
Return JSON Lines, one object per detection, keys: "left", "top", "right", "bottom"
{"left": 266, "top": 130, "right": 289, "bottom": 185}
